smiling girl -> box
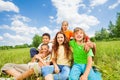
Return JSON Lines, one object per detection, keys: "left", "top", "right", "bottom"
{"left": 42, "top": 31, "right": 72, "bottom": 80}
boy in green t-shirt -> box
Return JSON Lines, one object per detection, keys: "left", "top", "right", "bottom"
{"left": 69, "top": 27, "right": 101, "bottom": 80}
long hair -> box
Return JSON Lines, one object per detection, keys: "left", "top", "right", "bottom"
{"left": 52, "top": 31, "right": 71, "bottom": 60}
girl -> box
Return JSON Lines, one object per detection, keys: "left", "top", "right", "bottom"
{"left": 1, "top": 44, "right": 51, "bottom": 80}
{"left": 69, "top": 27, "right": 101, "bottom": 80}
{"left": 41, "top": 31, "right": 72, "bottom": 80}
{"left": 60, "top": 21, "right": 96, "bottom": 55}
{"left": 60, "top": 21, "right": 73, "bottom": 41}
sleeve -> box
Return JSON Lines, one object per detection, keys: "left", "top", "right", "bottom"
{"left": 87, "top": 49, "right": 94, "bottom": 57}
{"left": 37, "top": 43, "right": 43, "bottom": 50}
{"left": 69, "top": 40, "right": 74, "bottom": 47}
{"left": 48, "top": 43, "right": 53, "bottom": 51}
{"left": 84, "top": 36, "right": 90, "bottom": 42}
{"left": 45, "top": 54, "right": 52, "bottom": 62}
{"left": 70, "top": 30, "right": 73, "bottom": 37}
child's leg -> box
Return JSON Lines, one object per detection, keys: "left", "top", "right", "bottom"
{"left": 45, "top": 74, "right": 53, "bottom": 80}
{"left": 16, "top": 68, "right": 34, "bottom": 80}
{"left": 53, "top": 65, "right": 70, "bottom": 80}
{"left": 88, "top": 68, "right": 102, "bottom": 80}
{"left": 5, "top": 69, "right": 22, "bottom": 78}
{"left": 42, "top": 65, "right": 54, "bottom": 80}
{"left": 69, "top": 64, "right": 81, "bottom": 80}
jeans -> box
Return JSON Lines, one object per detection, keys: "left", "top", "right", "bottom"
{"left": 30, "top": 48, "right": 39, "bottom": 58}
{"left": 69, "top": 63, "right": 102, "bottom": 80}
{"left": 42, "top": 65, "right": 70, "bottom": 80}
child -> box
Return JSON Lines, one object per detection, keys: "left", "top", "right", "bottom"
{"left": 1, "top": 44, "right": 51, "bottom": 80}
{"left": 30, "top": 33, "right": 52, "bottom": 58}
{"left": 60, "top": 21, "right": 96, "bottom": 55}
{"left": 60, "top": 21, "right": 73, "bottom": 41}
{"left": 69, "top": 27, "right": 101, "bottom": 80}
{"left": 41, "top": 31, "right": 72, "bottom": 80}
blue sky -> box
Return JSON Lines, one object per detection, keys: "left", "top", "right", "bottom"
{"left": 0, "top": 0, "right": 120, "bottom": 46}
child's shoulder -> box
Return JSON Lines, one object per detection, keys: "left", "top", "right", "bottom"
{"left": 69, "top": 39, "right": 76, "bottom": 46}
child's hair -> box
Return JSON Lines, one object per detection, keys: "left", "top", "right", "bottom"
{"left": 42, "top": 33, "right": 50, "bottom": 39}
{"left": 52, "top": 31, "right": 71, "bottom": 59}
{"left": 41, "top": 44, "right": 49, "bottom": 49}
{"left": 73, "top": 27, "right": 87, "bottom": 42}
{"left": 39, "top": 44, "right": 49, "bottom": 53}
{"left": 61, "top": 21, "right": 68, "bottom": 31}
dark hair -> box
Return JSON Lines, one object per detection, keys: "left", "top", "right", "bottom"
{"left": 41, "top": 44, "right": 49, "bottom": 49}
{"left": 42, "top": 33, "right": 50, "bottom": 39}
{"left": 52, "top": 31, "right": 71, "bottom": 59}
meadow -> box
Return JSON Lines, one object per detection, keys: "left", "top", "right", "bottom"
{"left": 0, "top": 41, "right": 120, "bottom": 80}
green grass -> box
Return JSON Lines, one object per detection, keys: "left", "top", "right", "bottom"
{"left": 94, "top": 41, "right": 120, "bottom": 80}
{"left": 0, "top": 41, "right": 120, "bottom": 80}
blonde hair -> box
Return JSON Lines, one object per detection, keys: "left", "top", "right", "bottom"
{"left": 73, "top": 27, "right": 87, "bottom": 42}
{"left": 61, "top": 21, "right": 68, "bottom": 31}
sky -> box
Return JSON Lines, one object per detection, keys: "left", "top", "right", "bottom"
{"left": 0, "top": 0, "right": 120, "bottom": 46}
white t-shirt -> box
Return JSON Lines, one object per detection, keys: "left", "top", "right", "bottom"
{"left": 37, "top": 42, "right": 52, "bottom": 51}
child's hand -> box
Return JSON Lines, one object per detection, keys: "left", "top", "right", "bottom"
{"left": 34, "top": 55, "right": 40, "bottom": 59}
{"left": 80, "top": 74, "right": 87, "bottom": 80}
{"left": 54, "top": 66, "right": 60, "bottom": 73}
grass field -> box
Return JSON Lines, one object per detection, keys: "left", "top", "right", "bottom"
{"left": 0, "top": 41, "right": 120, "bottom": 80}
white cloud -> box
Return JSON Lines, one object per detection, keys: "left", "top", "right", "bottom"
{"left": 0, "top": 14, "right": 58, "bottom": 46}
{"left": 39, "top": 26, "right": 52, "bottom": 34}
{"left": 51, "top": 0, "right": 99, "bottom": 31}
{"left": 108, "top": 0, "right": 120, "bottom": 9}
{"left": 3, "top": 33, "right": 32, "bottom": 46}
{"left": 49, "top": 16, "right": 56, "bottom": 23}
{"left": 0, "top": 36, "right": 3, "bottom": 41}
{"left": 0, "top": 25, "right": 10, "bottom": 29}
{"left": 11, "top": 15, "right": 31, "bottom": 22}
{"left": 0, "top": 0, "right": 19, "bottom": 13}
{"left": 90, "top": 0, "right": 108, "bottom": 7}
{"left": 49, "top": 16, "right": 54, "bottom": 20}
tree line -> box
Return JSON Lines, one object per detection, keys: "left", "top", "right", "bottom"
{"left": 0, "top": 34, "right": 42, "bottom": 50}
{"left": 91, "top": 12, "right": 120, "bottom": 41}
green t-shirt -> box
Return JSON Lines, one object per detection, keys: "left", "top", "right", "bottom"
{"left": 69, "top": 40, "right": 94, "bottom": 64}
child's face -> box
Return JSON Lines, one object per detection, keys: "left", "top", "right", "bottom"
{"left": 57, "top": 33, "right": 64, "bottom": 45}
{"left": 74, "top": 30, "right": 84, "bottom": 41}
{"left": 42, "top": 36, "right": 50, "bottom": 44}
{"left": 62, "top": 22, "right": 68, "bottom": 31}
{"left": 41, "top": 45, "right": 49, "bottom": 53}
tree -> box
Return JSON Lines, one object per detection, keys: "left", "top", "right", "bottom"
{"left": 100, "top": 28, "right": 109, "bottom": 39}
{"left": 108, "top": 21, "right": 116, "bottom": 38}
{"left": 115, "top": 12, "right": 120, "bottom": 37}
{"left": 95, "top": 31, "right": 102, "bottom": 40}
{"left": 32, "top": 34, "right": 42, "bottom": 48}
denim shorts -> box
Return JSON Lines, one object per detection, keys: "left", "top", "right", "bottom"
{"left": 69, "top": 63, "right": 102, "bottom": 80}
{"left": 42, "top": 65, "right": 70, "bottom": 80}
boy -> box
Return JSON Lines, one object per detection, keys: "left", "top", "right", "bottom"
{"left": 1, "top": 44, "right": 52, "bottom": 80}
{"left": 30, "top": 33, "right": 52, "bottom": 58}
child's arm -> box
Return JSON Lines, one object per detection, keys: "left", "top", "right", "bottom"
{"left": 80, "top": 56, "right": 92, "bottom": 80}
{"left": 84, "top": 41, "right": 96, "bottom": 55}
{"left": 31, "top": 55, "right": 38, "bottom": 62}
{"left": 31, "top": 54, "right": 47, "bottom": 65}
{"left": 52, "top": 58, "right": 60, "bottom": 73}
